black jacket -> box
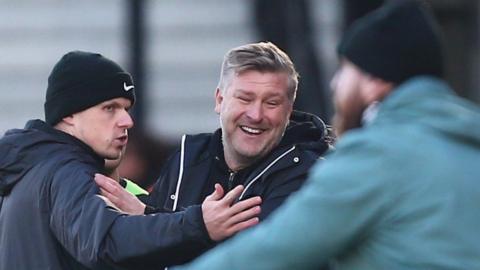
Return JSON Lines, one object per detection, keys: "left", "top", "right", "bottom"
{"left": 0, "top": 120, "right": 212, "bottom": 270}
{"left": 147, "top": 110, "right": 330, "bottom": 224}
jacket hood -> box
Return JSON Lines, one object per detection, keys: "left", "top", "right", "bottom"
{"left": 380, "top": 76, "right": 480, "bottom": 147}
{"left": 280, "top": 110, "right": 330, "bottom": 153}
{"left": 0, "top": 119, "right": 102, "bottom": 196}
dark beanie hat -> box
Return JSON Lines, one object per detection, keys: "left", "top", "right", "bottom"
{"left": 338, "top": 0, "right": 444, "bottom": 84}
{"left": 44, "top": 51, "right": 135, "bottom": 125}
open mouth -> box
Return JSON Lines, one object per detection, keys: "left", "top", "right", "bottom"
{"left": 240, "top": 125, "right": 265, "bottom": 135}
{"left": 115, "top": 135, "right": 128, "bottom": 145}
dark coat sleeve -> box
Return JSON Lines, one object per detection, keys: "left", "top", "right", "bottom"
{"left": 48, "top": 163, "right": 213, "bottom": 269}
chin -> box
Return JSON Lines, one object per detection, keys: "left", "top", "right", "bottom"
{"left": 333, "top": 119, "right": 363, "bottom": 138}
{"left": 101, "top": 151, "right": 121, "bottom": 160}
{"left": 240, "top": 147, "right": 269, "bottom": 160}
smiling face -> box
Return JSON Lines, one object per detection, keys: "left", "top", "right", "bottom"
{"left": 215, "top": 70, "right": 293, "bottom": 170}
{"left": 67, "top": 97, "right": 133, "bottom": 160}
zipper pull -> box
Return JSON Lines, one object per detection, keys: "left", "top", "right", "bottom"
{"left": 228, "top": 171, "right": 235, "bottom": 191}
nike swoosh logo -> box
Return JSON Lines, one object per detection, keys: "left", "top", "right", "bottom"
{"left": 123, "top": 82, "right": 134, "bottom": 91}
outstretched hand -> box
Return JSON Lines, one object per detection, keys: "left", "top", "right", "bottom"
{"left": 202, "top": 184, "right": 261, "bottom": 241}
{"left": 94, "top": 173, "right": 146, "bottom": 215}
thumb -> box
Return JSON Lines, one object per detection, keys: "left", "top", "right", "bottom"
{"left": 205, "top": 183, "right": 224, "bottom": 201}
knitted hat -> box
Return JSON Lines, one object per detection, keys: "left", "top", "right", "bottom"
{"left": 338, "top": 0, "right": 444, "bottom": 84}
{"left": 44, "top": 51, "right": 135, "bottom": 125}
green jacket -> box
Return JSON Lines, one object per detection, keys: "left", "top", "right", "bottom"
{"left": 174, "top": 77, "right": 480, "bottom": 270}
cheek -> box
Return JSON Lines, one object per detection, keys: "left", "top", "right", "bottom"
{"left": 266, "top": 107, "right": 290, "bottom": 130}
{"left": 334, "top": 77, "right": 357, "bottom": 111}
{"left": 223, "top": 103, "right": 244, "bottom": 120}
{"left": 90, "top": 122, "right": 112, "bottom": 142}
{"left": 80, "top": 130, "right": 100, "bottom": 150}
{"left": 337, "top": 88, "right": 351, "bottom": 107}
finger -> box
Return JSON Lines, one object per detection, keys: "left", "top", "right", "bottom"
{"left": 226, "top": 217, "right": 259, "bottom": 237}
{"left": 94, "top": 173, "right": 107, "bottom": 185}
{"left": 225, "top": 206, "right": 261, "bottom": 227}
{"left": 221, "top": 185, "right": 244, "bottom": 205}
{"left": 99, "top": 188, "right": 120, "bottom": 204}
{"left": 103, "top": 181, "right": 119, "bottom": 194}
{"left": 98, "top": 186, "right": 108, "bottom": 196}
{"left": 95, "top": 173, "right": 120, "bottom": 186}
{"left": 94, "top": 174, "right": 118, "bottom": 189}
{"left": 96, "top": 175, "right": 123, "bottom": 194}
{"left": 205, "top": 183, "right": 224, "bottom": 201}
{"left": 95, "top": 173, "right": 114, "bottom": 182}
{"left": 229, "top": 196, "right": 262, "bottom": 215}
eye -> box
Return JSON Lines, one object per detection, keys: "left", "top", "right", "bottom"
{"left": 104, "top": 105, "right": 115, "bottom": 112}
{"left": 237, "top": 96, "right": 251, "bottom": 103}
{"left": 266, "top": 100, "right": 280, "bottom": 107}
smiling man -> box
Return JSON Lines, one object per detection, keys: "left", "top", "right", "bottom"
{"left": 0, "top": 51, "right": 261, "bottom": 270}
{"left": 202, "top": 43, "right": 329, "bottom": 216}
{"left": 216, "top": 68, "right": 294, "bottom": 171}
{"left": 94, "top": 42, "right": 331, "bottom": 265}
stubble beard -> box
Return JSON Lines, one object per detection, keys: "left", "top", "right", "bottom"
{"left": 332, "top": 109, "right": 364, "bottom": 138}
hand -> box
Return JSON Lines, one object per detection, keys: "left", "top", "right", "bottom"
{"left": 202, "top": 184, "right": 261, "bottom": 241}
{"left": 94, "top": 173, "right": 146, "bottom": 215}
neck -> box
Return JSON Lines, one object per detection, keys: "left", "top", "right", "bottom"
{"left": 53, "top": 121, "right": 75, "bottom": 137}
{"left": 106, "top": 168, "right": 120, "bottom": 182}
{"left": 223, "top": 150, "right": 257, "bottom": 172}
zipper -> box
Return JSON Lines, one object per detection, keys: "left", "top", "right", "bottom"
{"left": 239, "top": 145, "right": 296, "bottom": 200}
{"left": 172, "top": 134, "right": 186, "bottom": 211}
{"left": 228, "top": 171, "right": 236, "bottom": 191}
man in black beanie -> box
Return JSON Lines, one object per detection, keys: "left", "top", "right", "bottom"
{"left": 173, "top": 1, "right": 480, "bottom": 269}
{"left": 332, "top": 0, "right": 444, "bottom": 135}
{"left": 0, "top": 51, "right": 261, "bottom": 270}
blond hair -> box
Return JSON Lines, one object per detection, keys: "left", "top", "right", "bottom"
{"left": 217, "top": 42, "right": 299, "bottom": 101}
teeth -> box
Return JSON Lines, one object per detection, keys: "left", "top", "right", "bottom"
{"left": 241, "top": 126, "right": 262, "bottom": 134}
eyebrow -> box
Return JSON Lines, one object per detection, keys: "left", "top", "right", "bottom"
{"left": 234, "top": 89, "right": 255, "bottom": 96}
{"left": 102, "top": 100, "right": 132, "bottom": 110}
{"left": 102, "top": 101, "right": 120, "bottom": 107}
{"left": 234, "top": 89, "right": 284, "bottom": 98}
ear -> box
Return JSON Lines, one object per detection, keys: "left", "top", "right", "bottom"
{"left": 62, "top": 115, "right": 75, "bottom": 126}
{"left": 214, "top": 88, "right": 223, "bottom": 114}
{"left": 361, "top": 77, "right": 394, "bottom": 104}
{"left": 53, "top": 114, "right": 76, "bottom": 134}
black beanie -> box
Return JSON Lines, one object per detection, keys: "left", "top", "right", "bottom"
{"left": 338, "top": 0, "right": 444, "bottom": 84}
{"left": 44, "top": 51, "right": 136, "bottom": 125}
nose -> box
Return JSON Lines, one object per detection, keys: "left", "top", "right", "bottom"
{"left": 245, "top": 101, "right": 263, "bottom": 123}
{"left": 118, "top": 109, "right": 134, "bottom": 129}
